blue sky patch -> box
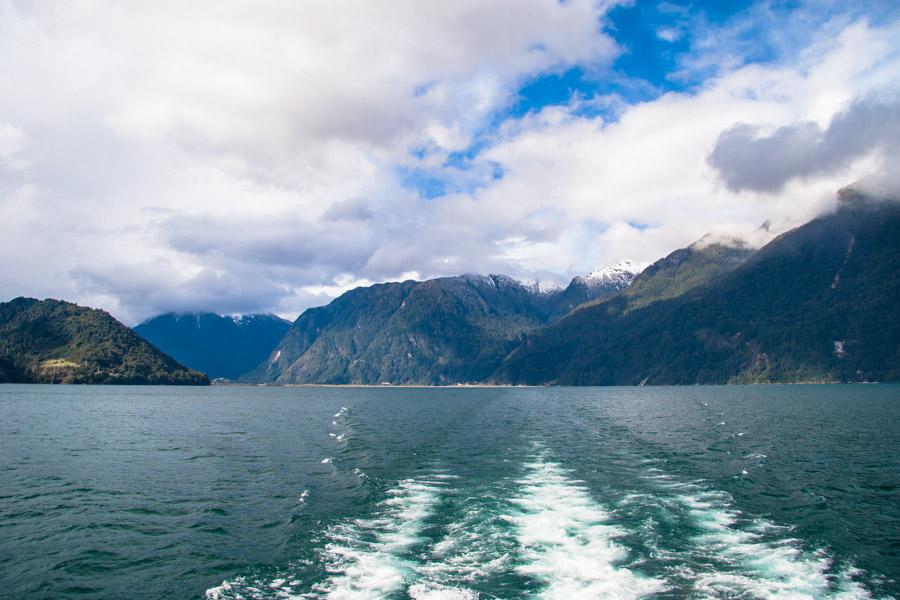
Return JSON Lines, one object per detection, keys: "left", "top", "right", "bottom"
{"left": 400, "top": 0, "right": 900, "bottom": 200}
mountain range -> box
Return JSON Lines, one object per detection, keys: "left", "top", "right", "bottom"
{"left": 2, "top": 187, "right": 897, "bottom": 386}
{"left": 244, "top": 263, "right": 641, "bottom": 385}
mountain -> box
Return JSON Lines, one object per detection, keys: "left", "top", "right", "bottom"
{"left": 134, "top": 312, "right": 290, "bottom": 380}
{"left": 542, "top": 259, "right": 643, "bottom": 318}
{"left": 496, "top": 190, "right": 900, "bottom": 385}
{"left": 618, "top": 236, "right": 756, "bottom": 312}
{"left": 246, "top": 266, "right": 638, "bottom": 385}
{"left": 0, "top": 298, "right": 209, "bottom": 385}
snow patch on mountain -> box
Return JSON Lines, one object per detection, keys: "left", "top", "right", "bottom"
{"left": 523, "top": 280, "right": 565, "bottom": 295}
{"left": 574, "top": 259, "right": 644, "bottom": 291}
{"left": 463, "top": 273, "right": 528, "bottom": 290}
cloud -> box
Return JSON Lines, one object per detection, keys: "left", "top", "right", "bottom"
{"left": 1, "top": 2, "right": 899, "bottom": 323}
{"left": 709, "top": 97, "right": 900, "bottom": 193}
{"left": 656, "top": 27, "right": 683, "bottom": 43}
{"left": 0, "top": 123, "right": 27, "bottom": 169}
{"left": 323, "top": 198, "right": 375, "bottom": 222}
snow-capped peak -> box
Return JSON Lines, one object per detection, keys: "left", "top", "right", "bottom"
{"left": 463, "top": 273, "right": 522, "bottom": 289}
{"left": 578, "top": 259, "right": 643, "bottom": 291}
{"left": 523, "top": 280, "right": 565, "bottom": 295}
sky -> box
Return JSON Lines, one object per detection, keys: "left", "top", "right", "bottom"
{"left": 1, "top": 0, "right": 899, "bottom": 324}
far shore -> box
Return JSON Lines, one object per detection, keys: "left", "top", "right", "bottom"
{"left": 209, "top": 380, "right": 887, "bottom": 388}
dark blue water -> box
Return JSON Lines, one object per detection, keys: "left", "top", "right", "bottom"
{"left": 1, "top": 385, "right": 898, "bottom": 599}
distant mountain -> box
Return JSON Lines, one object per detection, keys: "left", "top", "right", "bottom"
{"left": 246, "top": 266, "right": 637, "bottom": 385}
{"left": 496, "top": 190, "right": 900, "bottom": 385}
{"left": 0, "top": 298, "right": 209, "bottom": 385}
{"left": 134, "top": 312, "right": 290, "bottom": 380}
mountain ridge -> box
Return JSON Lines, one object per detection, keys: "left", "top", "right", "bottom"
{"left": 244, "top": 266, "right": 640, "bottom": 385}
{"left": 134, "top": 312, "right": 290, "bottom": 380}
{"left": 4, "top": 189, "right": 896, "bottom": 387}
{"left": 496, "top": 196, "right": 900, "bottom": 385}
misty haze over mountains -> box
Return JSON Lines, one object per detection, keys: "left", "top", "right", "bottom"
{"left": 3, "top": 6, "right": 900, "bottom": 600}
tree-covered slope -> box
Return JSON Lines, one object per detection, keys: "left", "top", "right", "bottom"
{"left": 246, "top": 269, "right": 637, "bottom": 385}
{"left": 134, "top": 312, "right": 290, "bottom": 380}
{"left": 0, "top": 298, "right": 209, "bottom": 384}
{"left": 496, "top": 194, "right": 900, "bottom": 385}
{"left": 619, "top": 237, "right": 756, "bottom": 311}
{"left": 245, "top": 280, "right": 419, "bottom": 383}
{"left": 344, "top": 275, "right": 553, "bottom": 384}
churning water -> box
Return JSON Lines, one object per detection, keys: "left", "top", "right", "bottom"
{"left": 1, "top": 384, "right": 898, "bottom": 598}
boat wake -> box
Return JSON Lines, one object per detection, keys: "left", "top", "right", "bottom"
{"left": 642, "top": 468, "right": 875, "bottom": 599}
{"left": 505, "top": 456, "right": 667, "bottom": 599}
{"left": 207, "top": 474, "right": 449, "bottom": 599}
{"left": 206, "top": 458, "right": 881, "bottom": 599}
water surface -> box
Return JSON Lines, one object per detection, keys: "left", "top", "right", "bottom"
{"left": 1, "top": 384, "right": 898, "bottom": 598}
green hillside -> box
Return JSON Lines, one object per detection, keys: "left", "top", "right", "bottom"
{"left": 245, "top": 271, "right": 631, "bottom": 385}
{"left": 496, "top": 193, "right": 900, "bottom": 385}
{"left": 0, "top": 298, "right": 209, "bottom": 385}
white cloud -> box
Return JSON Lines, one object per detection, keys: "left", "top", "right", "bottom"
{"left": 0, "top": 0, "right": 621, "bottom": 322}
{"left": 0, "top": 123, "right": 27, "bottom": 169}
{"left": 443, "top": 18, "right": 900, "bottom": 271}
{"left": 0, "top": 2, "right": 898, "bottom": 323}
{"left": 656, "top": 27, "right": 682, "bottom": 43}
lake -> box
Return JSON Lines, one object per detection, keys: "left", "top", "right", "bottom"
{"left": 1, "top": 384, "right": 898, "bottom": 599}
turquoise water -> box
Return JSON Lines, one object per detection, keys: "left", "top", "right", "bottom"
{"left": 1, "top": 385, "right": 898, "bottom": 599}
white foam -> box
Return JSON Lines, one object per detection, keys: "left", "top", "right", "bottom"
{"left": 204, "top": 581, "right": 232, "bottom": 599}
{"left": 318, "top": 478, "right": 444, "bottom": 598}
{"left": 506, "top": 457, "right": 667, "bottom": 599}
{"left": 407, "top": 583, "right": 479, "bottom": 599}
{"left": 674, "top": 488, "right": 873, "bottom": 598}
